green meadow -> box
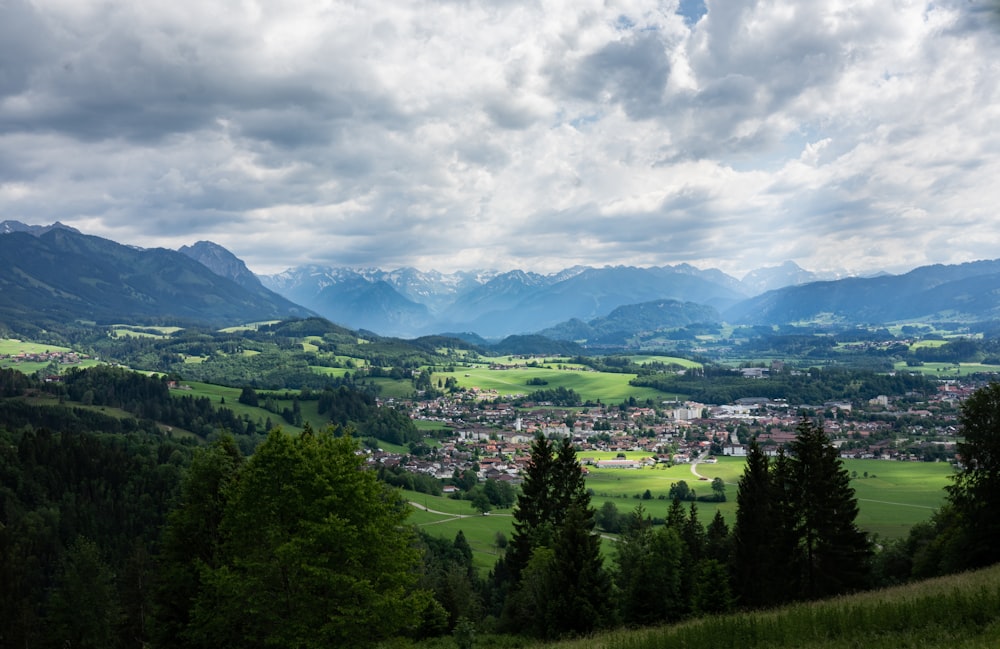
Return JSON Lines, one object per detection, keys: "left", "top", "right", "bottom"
{"left": 0, "top": 338, "right": 101, "bottom": 373}
{"left": 408, "top": 456, "right": 954, "bottom": 573}
{"left": 432, "top": 366, "right": 679, "bottom": 402}
{"left": 893, "top": 360, "right": 1000, "bottom": 377}
{"left": 0, "top": 339, "right": 74, "bottom": 355}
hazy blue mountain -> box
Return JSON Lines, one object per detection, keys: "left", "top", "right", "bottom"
{"left": 741, "top": 261, "right": 821, "bottom": 295}
{"left": 725, "top": 259, "right": 1000, "bottom": 324}
{"left": 263, "top": 263, "right": 747, "bottom": 338}
{"left": 456, "top": 265, "right": 744, "bottom": 337}
{"left": 179, "top": 240, "right": 264, "bottom": 290}
{"left": 358, "top": 267, "right": 494, "bottom": 313}
{"left": 439, "top": 270, "right": 551, "bottom": 323}
{"left": 0, "top": 228, "right": 312, "bottom": 329}
{"left": 313, "top": 278, "right": 433, "bottom": 335}
{"left": 0, "top": 220, "right": 80, "bottom": 236}
{"left": 260, "top": 266, "right": 434, "bottom": 336}
{"left": 539, "top": 299, "right": 721, "bottom": 343}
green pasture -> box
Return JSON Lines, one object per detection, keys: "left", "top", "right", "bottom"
{"left": 585, "top": 461, "right": 738, "bottom": 524}
{"left": 909, "top": 339, "right": 949, "bottom": 349}
{"left": 626, "top": 355, "right": 703, "bottom": 369}
{"left": 367, "top": 377, "right": 417, "bottom": 399}
{"left": 842, "top": 459, "right": 953, "bottom": 538}
{"left": 403, "top": 490, "right": 515, "bottom": 573}
{"left": 604, "top": 456, "right": 952, "bottom": 539}
{"left": 109, "top": 325, "right": 182, "bottom": 339}
{"left": 893, "top": 361, "right": 1000, "bottom": 377}
{"left": 179, "top": 382, "right": 328, "bottom": 435}
{"left": 0, "top": 339, "right": 73, "bottom": 355}
{"left": 310, "top": 366, "right": 352, "bottom": 378}
{"left": 433, "top": 366, "right": 679, "bottom": 403}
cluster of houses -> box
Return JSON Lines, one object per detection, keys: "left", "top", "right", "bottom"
{"left": 2, "top": 350, "right": 87, "bottom": 364}
{"left": 370, "top": 376, "right": 975, "bottom": 485}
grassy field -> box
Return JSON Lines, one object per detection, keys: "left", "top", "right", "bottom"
{"left": 405, "top": 456, "right": 952, "bottom": 575}
{"left": 626, "top": 355, "right": 703, "bottom": 369}
{"left": 893, "top": 361, "right": 1000, "bottom": 377}
{"left": 432, "top": 366, "right": 679, "bottom": 402}
{"left": 523, "top": 564, "right": 1000, "bottom": 649}
{"left": 403, "top": 489, "right": 515, "bottom": 573}
{"left": 0, "top": 338, "right": 101, "bottom": 373}
{"left": 0, "top": 339, "right": 74, "bottom": 355}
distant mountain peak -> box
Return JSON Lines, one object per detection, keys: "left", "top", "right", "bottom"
{"left": 178, "top": 240, "right": 264, "bottom": 290}
{"left": 1, "top": 220, "right": 80, "bottom": 236}
{"left": 741, "top": 261, "right": 820, "bottom": 295}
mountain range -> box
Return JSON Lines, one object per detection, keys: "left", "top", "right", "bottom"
{"left": 5, "top": 221, "right": 1000, "bottom": 341}
{"left": 0, "top": 222, "right": 311, "bottom": 333}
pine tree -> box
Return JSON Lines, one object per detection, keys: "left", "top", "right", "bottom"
{"left": 732, "top": 439, "right": 775, "bottom": 607}
{"left": 788, "top": 419, "right": 872, "bottom": 599}
{"left": 615, "top": 505, "right": 684, "bottom": 625}
{"left": 505, "top": 434, "right": 555, "bottom": 583}
{"left": 945, "top": 382, "right": 1000, "bottom": 569}
{"left": 500, "top": 434, "right": 611, "bottom": 638}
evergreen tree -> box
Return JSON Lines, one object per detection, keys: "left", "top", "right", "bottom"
{"left": 500, "top": 434, "right": 611, "bottom": 638}
{"left": 732, "top": 439, "right": 776, "bottom": 607}
{"left": 505, "top": 435, "right": 556, "bottom": 583}
{"left": 615, "top": 505, "right": 684, "bottom": 625}
{"left": 153, "top": 435, "right": 243, "bottom": 649}
{"left": 545, "top": 501, "right": 614, "bottom": 637}
{"left": 788, "top": 419, "right": 872, "bottom": 599}
{"left": 945, "top": 382, "right": 1000, "bottom": 569}
{"left": 705, "top": 509, "right": 731, "bottom": 564}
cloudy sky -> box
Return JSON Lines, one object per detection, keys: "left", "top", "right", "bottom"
{"left": 1, "top": 0, "right": 999, "bottom": 278}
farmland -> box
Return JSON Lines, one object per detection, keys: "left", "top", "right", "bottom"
{"left": 407, "top": 455, "right": 954, "bottom": 572}
{"left": 431, "top": 365, "right": 679, "bottom": 402}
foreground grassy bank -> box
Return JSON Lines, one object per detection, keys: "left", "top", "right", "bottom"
{"left": 385, "top": 564, "right": 1000, "bottom": 649}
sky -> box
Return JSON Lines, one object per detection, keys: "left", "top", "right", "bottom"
{"left": 1, "top": 0, "right": 1000, "bottom": 279}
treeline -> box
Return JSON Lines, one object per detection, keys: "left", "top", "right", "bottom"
{"left": 0, "top": 426, "right": 195, "bottom": 648}
{"left": 241, "top": 384, "right": 421, "bottom": 445}
{"left": 631, "top": 365, "right": 936, "bottom": 404}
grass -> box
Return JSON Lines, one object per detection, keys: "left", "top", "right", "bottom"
{"left": 403, "top": 489, "right": 514, "bottom": 573}
{"left": 409, "top": 456, "right": 953, "bottom": 575}
{"left": 626, "top": 355, "right": 703, "bottom": 369}
{"left": 536, "top": 565, "right": 1000, "bottom": 649}
{"left": 432, "top": 367, "right": 679, "bottom": 403}
{"left": 0, "top": 339, "right": 73, "bottom": 354}
{"left": 893, "top": 361, "right": 1000, "bottom": 377}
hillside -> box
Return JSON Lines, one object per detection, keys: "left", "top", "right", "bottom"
{"left": 0, "top": 228, "right": 312, "bottom": 331}
{"left": 530, "top": 564, "right": 1000, "bottom": 649}
{"left": 725, "top": 259, "right": 1000, "bottom": 325}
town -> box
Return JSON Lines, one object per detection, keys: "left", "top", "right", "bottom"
{"left": 369, "top": 366, "right": 976, "bottom": 487}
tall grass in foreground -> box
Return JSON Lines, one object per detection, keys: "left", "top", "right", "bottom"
{"left": 388, "top": 565, "right": 1000, "bottom": 649}
{"left": 551, "top": 565, "right": 1000, "bottom": 649}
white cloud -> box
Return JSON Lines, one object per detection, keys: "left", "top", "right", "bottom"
{"left": 0, "top": 0, "right": 998, "bottom": 277}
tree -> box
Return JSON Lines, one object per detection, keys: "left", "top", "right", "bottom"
{"left": 732, "top": 439, "right": 776, "bottom": 607}
{"left": 471, "top": 487, "right": 492, "bottom": 515}
{"left": 711, "top": 476, "right": 726, "bottom": 501}
{"left": 787, "top": 419, "right": 872, "bottom": 599}
{"left": 45, "top": 537, "right": 123, "bottom": 649}
{"left": 500, "top": 434, "right": 611, "bottom": 637}
{"left": 945, "top": 382, "right": 1000, "bottom": 569}
{"left": 179, "top": 427, "right": 437, "bottom": 648}
{"left": 615, "top": 505, "right": 684, "bottom": 625}
{"left": 505, "top": 435, "right": 556, "bottom": 582}
{"left": 733, "top": 427, "right": 871, "bottom": 606}
{"left": 153, "top": 435, "right": 243, "bottom": 648}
